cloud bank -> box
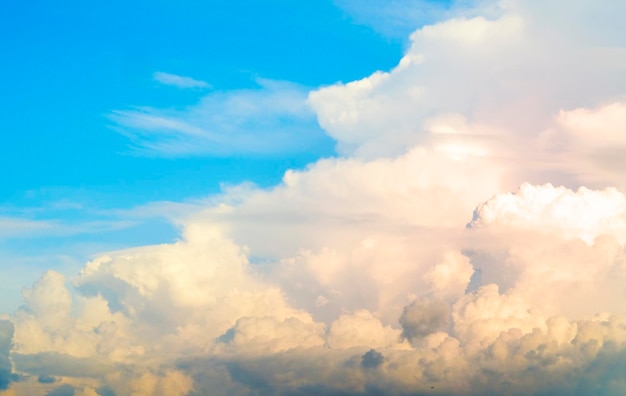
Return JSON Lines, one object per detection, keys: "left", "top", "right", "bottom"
{"left": 4, "top": 0, "right": 626, "bottom": 394}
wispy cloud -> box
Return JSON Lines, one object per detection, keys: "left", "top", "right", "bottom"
{"left": 110, "top": 78, "right": 332, "bottom": 157}
{"left": 0, "top": 216, "right": 136, "bottom": 239}
{"left": 153, "top": 71, "right": 210, "bottom": 89}
{"left": 334, "top": 0, "right": 452, "bottom": 38}
{"left": 0, "top": 217, "right": 55, "bottom": 237}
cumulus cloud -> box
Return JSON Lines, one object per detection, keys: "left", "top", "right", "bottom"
{"left": 470, "top": 183, "right": 626, "bottom": 244}
{"left": 309, "top": 0, "right": 626, "bottom": 189}
{"left": 400, "top": 298, "right": 451, "bottom": 343}
{"left": 360, "top": 349, "right": 384, "bottom": 369}
{"left": 5, "top": 0, "right": 626, "bottom": 394}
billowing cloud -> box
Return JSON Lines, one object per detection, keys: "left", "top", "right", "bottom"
{"left": 0, "top": 218, "right": 54, "bottom": 238}
{"left": 470, "top": 183, "right": 626, "bottom": 244}
{"left": 4, "top": 0, "right": 626, "bottom": 395}
{"left": 333, "top": 0, "right": 451, "bottom": 39}
{"left": 309, "top": 0, "right": 626, "bottom": 188}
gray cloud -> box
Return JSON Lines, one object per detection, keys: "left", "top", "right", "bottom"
{"left": 360, "top": 349, "right": 384, "bottom": 369}
{"left": 11, "top": 353, "right": 114, "bottom": 379}
{"left": 400, "top": 298, "right": 450, "bottom": 342}
{"left": 0, "top": 320, "right": 15, "bottom": 390}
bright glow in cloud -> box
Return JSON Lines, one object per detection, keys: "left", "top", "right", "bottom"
{"left": 470, "top": 183, "right": 626, "bottom": 244}
{"left": 4, "top": 0, "right": 626, "bottom": 394}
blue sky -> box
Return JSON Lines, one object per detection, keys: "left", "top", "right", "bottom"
{"left": 0, "top": 0, "right": 451, "bottom": 312}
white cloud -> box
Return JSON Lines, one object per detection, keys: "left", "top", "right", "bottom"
{"left": 153, "top": 71, "right": 209, "bottom": 89}
{"left": 5, "top": 201, "right": 626, "bottom": 394}
{"left": 309, "top": 1, "right": 626, "bottom": 190}
{"left": 327, "top": 310, "right": 404, "bottom": 349}
{"left": 111, "top": 78, "right": 330, "bottom": 157}
{"left": 0, "top": 191, "right": 187, "bottom": 232}
{"left": 5, "top": 0, "right": 626, "bottom": 394}
{"left": 0, "top": 218, "right": 54, "bottom": 238}
{"left": 470, "top": 183, "right": 626, "bottom": 244}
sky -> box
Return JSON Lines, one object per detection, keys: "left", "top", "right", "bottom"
{"left": 2, "top": 0, "right": 626, "bottom": 395}
{"left": 0, "top": 0, "right": 435, "bottom": 310}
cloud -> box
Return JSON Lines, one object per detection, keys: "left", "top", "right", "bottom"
{"left": 309, "top": 1, "right": 626, "bottom": 186}
{"left": 152, "top": 72, "right": 209, "bottom": 89}
{"left": 0, "top": 218, "right": 55, "bottom": 238}
{"left": 0, "top": 203, "right": 139, "bottom": 240}
{"left": 110, "top": 79, "right": 332, "bottom": 157}
{"left": 5, "top": 203, "right": 626, "bottom": 394}
{"left": 400, "top": 298, "right": 451, "bottom": 342}
{"left": 333, "top": 0, "right": 451, "bottom": 39}
{"left": 360, "top": 349, "right": 384, "bottom": 369}
{"left": 0, "top": 320, "right": 15, "bottom": 390}
{"left": 5, "top": 0, "right": 626, "bottom": 394}
{"left": 469, "top": 183, "right": 626, "bottom": 244}
{"left": 0, "top": 202, "right": 175, "bottom": 314}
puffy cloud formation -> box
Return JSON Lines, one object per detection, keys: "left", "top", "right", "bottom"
{"left": 470, "top": 183, "right": 626, "bottom": 244}
{"left": 4, "top": 0, "right": 626, "bottom": 394}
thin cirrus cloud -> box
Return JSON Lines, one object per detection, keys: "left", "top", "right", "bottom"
{"left": 0, "top": 217, "right": 54, "bottom": 238}
{"left": 334, "top": 0, "right": 452, "bottom": 38}
{"left": 110, "top": 78, "right": 332, "bottom": 157}
{"left": 0, "top": 215, "right": 136, "bottom": 240}
{"left": 4, "top": 1, "right": 626, "bottom": 395}
{"left": 152, "top": 71, "right": 210, "bottom": 89}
